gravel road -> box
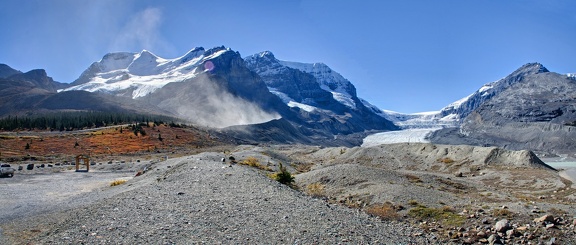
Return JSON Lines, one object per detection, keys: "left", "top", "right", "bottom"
{"left": 1, "top": 152, "right": 432, "bottom": 244}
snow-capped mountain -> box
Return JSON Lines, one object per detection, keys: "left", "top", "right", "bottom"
{"left": 370, "top": 63, "right": 551, "bottom": 129}
{"left": 437, "top": 63, "right": 550, "bottom": 121}
{"left": 361, "top": 62, "right": 576, "bottom": 154}
{"left": 63, "top": 47, "right": 288, "bottom": 128}
{"left": 64, "top": 47, "right": 216, "bottom": 98}
{"left": 427, "top": 63, "right": 576, "bottom": 154}
{"left": 244, "top": 51, "right": 397, "bottom": 134}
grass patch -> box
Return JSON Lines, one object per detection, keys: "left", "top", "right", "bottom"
{"left": 405, "top": 174, "right": 423, "bottom": 183}
{"left": 240, "top": 156, "right": 271, "bottom": 171}
{"left": 305, "top": 182, "right": 325, "bottom": 197}
{"left": 408, "top": 205, "right": 465, "bottom": 227}
{"left": 492, "top": 208, "right": 513, "bottom": 217}
{"left": 110, "top": 179, "right": 127, "bottom": 186}
{"left": 365, "top": 202, "right": 402, "bottom": 221}
{"left": 437, "top": 157, "right": 455, "bottom": 164}
{"left": 291, "top": 161, "right": 314, "bottom": 173}
{"left": 408, "top": 199, "right": 420, "bottom": 206}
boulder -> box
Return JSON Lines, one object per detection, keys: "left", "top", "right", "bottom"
{"left": 494, "top": 219, "right": 510, "bottom": 233}
{"left": 534, "top": 214, "right": 555, "bottom": 224}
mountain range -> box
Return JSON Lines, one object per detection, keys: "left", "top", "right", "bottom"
{"left": 1, "top": 46, "right": 575, "bottom": 153}
{"left": 0, "top": 46, "right": 397, "bottom": 146}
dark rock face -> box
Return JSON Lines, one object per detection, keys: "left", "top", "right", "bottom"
{"left": 0, "top": 65, "right": 75, "bottom": 115}
{"left": 244, "top": 52, "right": 337, "bottom": 109}
{"left": 429, "top": 63, "right": 576, "bottom": 154}
{"left": 7, "top": 69, "right": 67, "bottom": 92}
{"left": 244, "top": 51, "right": 398, "bottom": 135}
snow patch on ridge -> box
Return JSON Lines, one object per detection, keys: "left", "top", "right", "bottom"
{"left": 268, "top": 89, "right": 318, "bottom": 112}
{"left": 287, "top": 101, "right": 317, "bottom": 112}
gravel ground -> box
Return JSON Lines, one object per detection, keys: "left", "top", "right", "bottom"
{"left": 1, "top": 152, "right": 432, "bottom": 244}
{"left": 0, "top": 170, "right": 135, "bottom": 224}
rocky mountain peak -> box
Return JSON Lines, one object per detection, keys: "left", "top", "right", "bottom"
{"left": 3, "top": 68, "right": 65, "bottom": 92}
{"left": 0, "top": 64, "right": 22, "bottom": 78}
{"left": 204, "top": 46, "right": 231, "bottom": 57}
{"left": 504, "top": 63, "right": 549, "bottom": 84}
{"left": 437, "top": 62, "right": 553, "bottom": 122}
{"left": 518, "top": 62, "right": 549, "bottom": 74}
{"left": 179, "top": 47, "right": 205, "bottom": 64}
{"left": 244, "top": 51, "right": 286, "bottom": 76}
{"left": 257, "top": 51, "right": 276, "bottom": 60}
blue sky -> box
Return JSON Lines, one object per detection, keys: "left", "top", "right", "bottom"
{"left": 1, "top": 0, "right": 575, "bottom": 113}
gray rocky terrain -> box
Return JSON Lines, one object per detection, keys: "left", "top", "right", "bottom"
{"left": 1, "top": 149, "right": 430, "bottom": 244}
{"left": 1, "top": 144, "right": 575, "bottom": 244}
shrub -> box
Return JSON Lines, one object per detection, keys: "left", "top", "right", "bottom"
{"left": 110, "top": 179, "right": 127, "bottom": 186}
{"left": 240, "top": 156, "right": 271, "bottom": 171}
{"left": 271, "top": 163, "right": 294, "bottom": 185}
{"left": 408, "top": 200, "right": 420, "bottom": 206}
{"left": 306, "top": 182, "right": 325, "bottom": 197}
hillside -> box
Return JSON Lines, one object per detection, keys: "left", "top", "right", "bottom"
{"left": 0, "top": 123, "right": 223, "bottom": 162}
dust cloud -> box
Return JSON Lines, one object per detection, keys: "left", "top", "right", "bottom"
{"left": 165, "top": 73, "right": 281, "bottom": 128}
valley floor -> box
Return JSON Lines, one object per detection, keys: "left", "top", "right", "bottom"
{"left": 0, "top": 151, "right": 429, "bottom": 244}
{"left": 0, "top": 144, "right": 575, "bottom": 244}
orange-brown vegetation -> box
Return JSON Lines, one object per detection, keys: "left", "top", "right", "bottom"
{"left": 365, "top": 202, "right": 402, "bottom": 220}
{"left": 0, "top": 124, "right": 220, "bottom": 161}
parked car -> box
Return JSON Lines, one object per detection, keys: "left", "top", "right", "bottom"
{"left": 0, "top": 164, "right": 16, "bottom": 177}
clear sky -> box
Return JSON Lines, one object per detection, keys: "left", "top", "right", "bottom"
{"left": 1, "top": 0, "right": 575, "bottom": 113}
